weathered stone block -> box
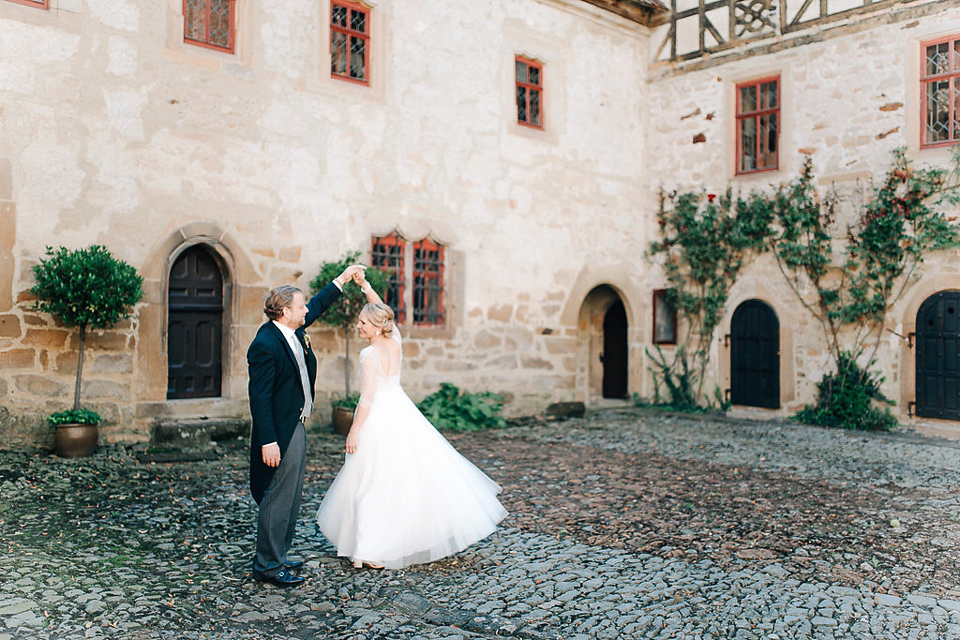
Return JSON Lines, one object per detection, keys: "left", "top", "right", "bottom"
{"left": 0, "top": 348, "right": 36, "bottom": 369}
{"left": 73, "top": 331, "right": 127, "bottom": 351}
{"left": 14, "top": 374, "right": 68, "bottom": 397}
{"left": 23, "top": 328, "right": 70, "bottom": 349}
{"left": 487, "top": 304, "right": 513, "bottom": 323}
{"left": 55, "top": 352, "right": 79, "bottom": 373}
{"left": 23, "top": 314, "right": 48, "bottom": 327}
{"left": 151, "top": 417, "right": 250, "bottom": 448}
{"left": 91, "top": 354, "right": 133, "bottom": 374}
{"left": 83, "top": 379, "right": 130, "bottom": 402}
{"left": 545, "top": 401, "right": 585, "bottom": 419}
{"left": 474, "top": 330, "right": 502, "bottom": 349}
{"left": 520, "top": 356, "right": 553, "bottom": 370}
{"left": 0, "top": 314, "right": 21, "bottom": 337}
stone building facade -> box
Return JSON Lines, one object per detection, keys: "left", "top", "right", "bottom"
{"left": 646, "top": 0, "right": 960, "bottom": 438}
{"left": 1, "top": 0, "right": 959, "bottom": 448}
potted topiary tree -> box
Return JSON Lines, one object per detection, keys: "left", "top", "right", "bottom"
{"left": 31, "top": 245, "right": 144, "bottom": 457}
{"left": 310, "top": 251, "right": 387, "bottom": 435}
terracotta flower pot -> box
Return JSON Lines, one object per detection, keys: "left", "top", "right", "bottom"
{"left": 331, "top": 405, "right": 354, "bottom": 436}
{"left": 55, "top": 423, "right": 98, "bottom": 457}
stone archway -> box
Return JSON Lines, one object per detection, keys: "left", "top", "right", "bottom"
{"left": 578, "top": 285, "right": 630, "bottom": 403}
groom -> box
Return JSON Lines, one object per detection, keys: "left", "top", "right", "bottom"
{"left": 247, "top": 264, "right": 364, "bottom": 587}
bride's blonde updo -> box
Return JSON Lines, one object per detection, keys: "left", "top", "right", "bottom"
{"left": 361, "top": 302, "right": 394, "bottom": 338}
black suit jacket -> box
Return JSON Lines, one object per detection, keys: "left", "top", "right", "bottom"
{"left": 247, "top": 282, "right": 342, "bottom": 503}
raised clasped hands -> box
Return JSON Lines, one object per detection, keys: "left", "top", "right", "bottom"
{"left": 337, "top": 264, "right": 366, "bottom": 287}
{"left": 352, "top": 270, "right": 368, "bottom": 289}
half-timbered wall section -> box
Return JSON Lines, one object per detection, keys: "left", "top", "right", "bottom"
{"left": 652, "top": 0, "right": 952, "bottom": 74}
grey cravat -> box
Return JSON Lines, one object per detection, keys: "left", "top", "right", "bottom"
{"left": 291, "top": 335, "right": 312, "bottom": 420}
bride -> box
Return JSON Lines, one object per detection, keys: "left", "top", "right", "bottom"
{"left": 316, "top": 271, "right": 508, "bottom": 569}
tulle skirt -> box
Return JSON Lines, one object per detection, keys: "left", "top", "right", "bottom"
{"left": 316, "top": 386, "right": 508, "bottom": 569}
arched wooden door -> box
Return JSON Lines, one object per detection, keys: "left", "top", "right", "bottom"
{"left": 730, "top": 300, "right": 780, "bottom": 408}
{"left": 916, "top": 290, "right": 960, "bottom": 420}
{"left": 167, "top": 246, "right": 223, "bottom": 399}
{"left": 602, "top": 299, "right": 628, "bottom": 399}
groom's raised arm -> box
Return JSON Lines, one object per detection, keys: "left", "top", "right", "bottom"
{"left": 303, "top": 264, "right": 366, "bottom": 327}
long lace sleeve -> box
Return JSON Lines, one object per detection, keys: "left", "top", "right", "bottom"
{"left": 357, "top": 348, "right": 378, "bottom": 409}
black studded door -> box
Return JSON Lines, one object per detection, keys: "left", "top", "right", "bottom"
{"left": 916, "top": 291, "right": 960, "bottom": 420}
{"left": 167, "top": 246, "right": 223, "bottom": 399}
{"left": 730, "top": 300, "right": 780, "bottom": 409}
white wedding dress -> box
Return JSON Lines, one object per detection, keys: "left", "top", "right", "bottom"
{"left": 316, "top": 325, "right": 508, "bottom": 569}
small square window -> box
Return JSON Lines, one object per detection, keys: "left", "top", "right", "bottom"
{"left": 184, "top": 0, "right": 235, "bottom": 53}
{"left": 516, "top": 56, "right": 543, "bottom": 128}
{"left": 736, "top": 77, "right": 779, "bottom": 174}
{"left": 331, "top": 2, "right": 370, "bottom": 85}
{"left": 921, "top": 35, "right": 960, "bottom": 148}
{"left": 653, "top": 289, "right": 677, "bottom": 345}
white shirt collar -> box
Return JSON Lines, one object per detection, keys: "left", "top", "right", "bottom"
{"left": 272, "top": 320, "right": 297, "bottom": 342}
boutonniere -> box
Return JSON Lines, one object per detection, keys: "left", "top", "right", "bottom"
{"left": 303, "top": 334, "right": 311, "bottom": 349}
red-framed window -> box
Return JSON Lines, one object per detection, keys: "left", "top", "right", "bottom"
{"left": 736, "top": 77, "right": 779, "bottom": 174}
{"left": 184, "top": 0, "right": 235, "bottom": 53}
{"left": 653, "top": 289, "right": 677, "bottom": 345}
{"left": 331, "top": 2, "right": 370, "bottom": 85}
{"left": 370, "top": 234, "right": 445, "bottom": 327}
{"left": 922, "top": 35, "right": 960, "bottom": 148}
{"left": 371, "top": 234, "right": 406, "bottom": 324}
{"left": 413, "top": 238, "right": 444, "bottom": 327}
{"left": 6, "top": 0, "right": 49, "bottom": 8}
{"left": 516, "top": 56, "right": 543, "bottom": 128}
{"left": 6, "top": 0, "right": 48, "bottom": 8}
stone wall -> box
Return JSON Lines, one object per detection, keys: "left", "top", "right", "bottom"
{"left": 646, "top": 3, "right": 960, "bottom": 427}
{"left": 0, "top": 0, "right": 651, "bottom": 448}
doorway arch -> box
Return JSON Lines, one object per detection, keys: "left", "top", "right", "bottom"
{"left": 729, "top": 299, "right": 780, "bottom": 408}
{"left": 602, "top": 299, "right": 628, "bottom": 398}
{"left": 916, "top": 290, "right": 960, "bottom": 420}
{"left": 167, "top": 245, "right": 224, "bottom": 399}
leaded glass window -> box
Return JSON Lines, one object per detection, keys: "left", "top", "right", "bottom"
{"left": 371, "top": 234, "right": 446, "bottom": 328}
{"left": 516, "top": 57, "right": 543, "bottom": 128}
{"left": 737, "top": 77, "right": 779, "bottom": 174}
{"left": 184, "top": 0, "right": 234, "bottom": 52}
{"left": 371, "top": 234, "right": 406, "bottom": 325}
{"left": 413, "top": 239, "right": 444, "bottom": 327}
{"left": 331, "top": 2, "right": 369, "bottom": 84}
{"left": 922, "top": 36, "right": 960, "bottom": 148}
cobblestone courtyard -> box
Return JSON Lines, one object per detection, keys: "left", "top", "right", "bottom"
{"left": 3, "top": 408, "right": 960, "bottom": 639}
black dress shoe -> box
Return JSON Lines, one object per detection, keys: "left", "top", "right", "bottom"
{"left": 284, "top": 560, "right": 304, "bottom": 570}
{"left": 252, "top": 569, "right": 305, "bottom": 587}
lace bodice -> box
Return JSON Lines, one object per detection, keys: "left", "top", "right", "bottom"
{"left": 357, "top": 324, "right": 402, "bottom": 408}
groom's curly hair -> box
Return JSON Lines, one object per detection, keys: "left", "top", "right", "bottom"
{"left": 263, "top": 285, "right": 302, "bottom": 321}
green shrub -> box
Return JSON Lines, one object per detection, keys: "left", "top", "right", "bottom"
{"left": 31, "top": 245, "right": 143, "bottom": 411}
{"left": 417, "top": 382, "right": 507, "bottom": 431}
{"left": 795, "top": 352, "right": 897, "bottom": 431}
{"left": 47, "top": 408, "right": 102, "bottom": 426}
{"left": 331, "top": 392, "right": 360, "bottom": 410}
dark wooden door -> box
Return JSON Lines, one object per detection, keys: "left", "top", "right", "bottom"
{"left": 916, "top": 291, "right": 960, "bottom": 420}
{"left": 167, "top": 246, "right": 223, "bottom": 399}
{"left": 602, "top": 299, "right": 628, "bottom": 399}
{"left": 730, "top": 300, "right": 779, "bottom": 408}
